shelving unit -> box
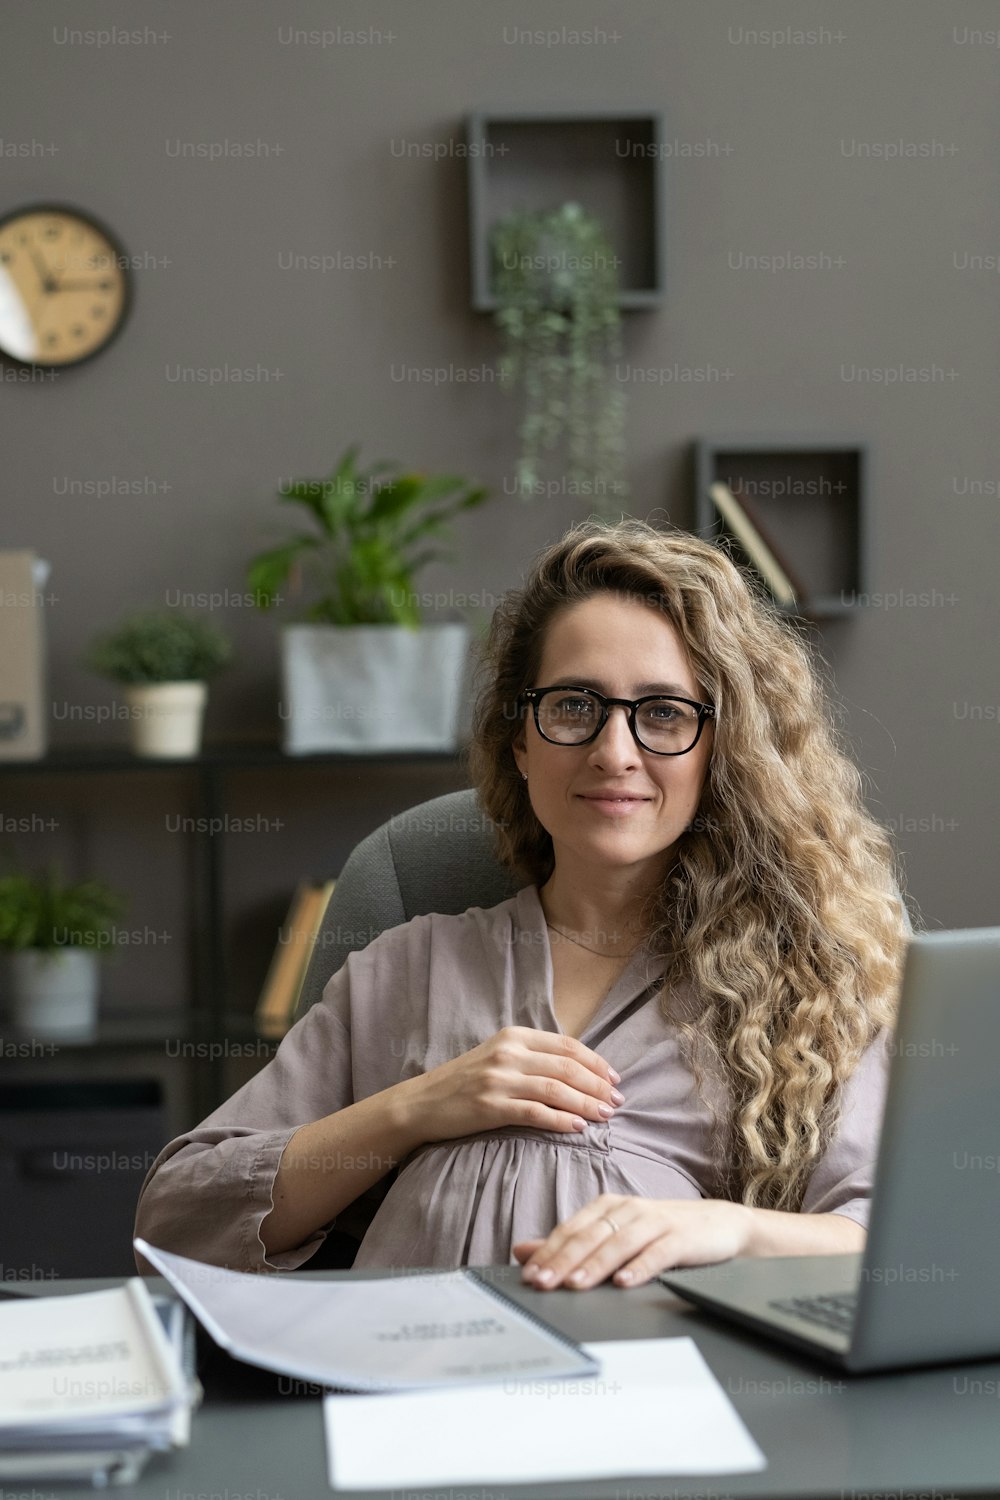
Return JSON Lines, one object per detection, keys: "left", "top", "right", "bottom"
{"left": 1, "top": 744, "right": 462, "bottom": 1078}
{"left": 0, "top": 742, "right": 467, "bottom": 1095}
{"left": 466, "top": 108, "right": 666, "bottom": 310}
{"left": 0, "top": 740, "right": 468, "bottom": 1274}
{"left": 693, "top": 438, "right": 869, "bottom": 619}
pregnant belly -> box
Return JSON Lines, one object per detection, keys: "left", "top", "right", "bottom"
{"left": 349, "top": 1126, "right": 706, "bottom": 1271}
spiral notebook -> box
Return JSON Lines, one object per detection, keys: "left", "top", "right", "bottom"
{"left": 134, "top": 1239, "right": 599, "bottom": 1392}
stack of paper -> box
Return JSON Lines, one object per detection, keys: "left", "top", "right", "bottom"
{"left": 0, "top": 1279, "right": 199, "bottom": 1487}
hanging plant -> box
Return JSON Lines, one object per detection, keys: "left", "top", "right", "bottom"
{"left": 490, "top": 201, "right": 627, "bottom": 507}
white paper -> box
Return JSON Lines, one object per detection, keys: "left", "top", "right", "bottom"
{"left": 323, "top": 1336, "right": 766, "bottom": 1489}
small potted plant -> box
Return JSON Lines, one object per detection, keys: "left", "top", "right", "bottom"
{"left": 0, "top": 862, "right": 124, "bottom": 1040}
{"left": 86, "top": 612, "right": 231, "bottom": 757}
{"left": 491, "top": 200, "right": 628, "bottom": 505}
{"left": 247, "top": 445, "right": 489, "bottom": 753}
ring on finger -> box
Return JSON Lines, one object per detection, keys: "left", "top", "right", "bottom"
{"left": 601, "top": 1214, "right": 621, "bottom": 1236}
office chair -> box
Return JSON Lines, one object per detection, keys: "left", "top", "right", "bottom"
{"left": 294, "top": 787, "right": 518, "bottom": 1268}
{"left": 297, "top": 787, "right": 520, "bottom": 1017}
{"left": 293, "top": 786, "right": 913, "bottom": 1268}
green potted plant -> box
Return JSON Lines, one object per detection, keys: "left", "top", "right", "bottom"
{"left": 491, "top": 200, "right": 628, "bottom": 506}
{"left": 247, "top": 445, "right": 489, "bottom": 752}
{"left": 0, "top": 862, "right": 124, "bottom": 1039}
{"left": 86, "top": 612, "right": 231, "bottom": 757}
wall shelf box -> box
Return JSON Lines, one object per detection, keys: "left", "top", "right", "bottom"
{"left": 466, "top": 109, "right": 666, "bottom": 311}
{"left": 694, "top": 439, "right": 869, "bottom": 620}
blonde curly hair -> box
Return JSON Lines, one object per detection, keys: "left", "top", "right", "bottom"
{"left": 469, "top": 518, "right": 909, "bottom": 1212}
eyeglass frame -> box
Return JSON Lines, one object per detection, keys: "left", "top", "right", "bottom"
{"left": 520, "top": 685, "right": 716, "bottom": 757}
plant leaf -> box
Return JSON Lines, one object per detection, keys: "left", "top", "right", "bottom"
{"left": 246, "top": 538, "right": 320, "bottom": 607}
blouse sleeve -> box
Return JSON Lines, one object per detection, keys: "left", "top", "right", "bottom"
{"left": 798, "top": 1027, "right": 893, "bottom": 1228}
{"left": 133, "top": 961, "right": 356, "bottom": 1275}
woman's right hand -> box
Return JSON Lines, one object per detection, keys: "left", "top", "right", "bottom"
{"left": 398, "top": 1026, "right": 624, "bottom": 1145}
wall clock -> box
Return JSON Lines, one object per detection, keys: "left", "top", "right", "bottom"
{"left": 0, "top": 203, "right": 131, "bottom": 367}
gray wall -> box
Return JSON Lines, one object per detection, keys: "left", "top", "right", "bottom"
{"left": 2, "top": 0, "right": 997, "bottom": 969}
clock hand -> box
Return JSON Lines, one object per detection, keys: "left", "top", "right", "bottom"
{"left": 29, "top": 247, "right": 56, "bottom": 292}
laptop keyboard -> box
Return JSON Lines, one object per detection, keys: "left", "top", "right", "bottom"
{"left": 768, "top": 1291, "right": 857, "bottom": 1334}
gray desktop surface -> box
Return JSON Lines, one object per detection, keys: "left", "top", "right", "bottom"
{"left": 13, "top": 1266, "right": 1000, "bottom": 1500}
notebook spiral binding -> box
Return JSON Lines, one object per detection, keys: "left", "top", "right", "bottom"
{"left": 462, "top": 1269, "right": 601, "bottom": 1376}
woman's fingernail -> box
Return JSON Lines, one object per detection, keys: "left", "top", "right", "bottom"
{"left": 608, "top": 1067, "right": 621, "bottom": 1084}
{"left": 535, "top": 1267, "right": 554, "bottom": 1285}
{"left": 610, "top": 1088, "right": 625, "bottom": 1106}
{"left": 568, "top": 1268, "right": 587, "bottom": 1285}
{"left": 523, "top": 1263, "right": 538, "bottom": 1279}
{"left": 597, "top": 1103, "right": 614, "bottom": 1118}
{"left": 572, "top": 1116, "right": 586, "bottom": 1131}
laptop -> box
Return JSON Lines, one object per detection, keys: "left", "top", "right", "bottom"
{"left": 660, "top": 926, "right": 1000, "bottom": 1373}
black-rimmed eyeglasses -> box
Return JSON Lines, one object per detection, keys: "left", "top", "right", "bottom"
{"left": 521, "top": 686, "right": 715, "bottom": 757}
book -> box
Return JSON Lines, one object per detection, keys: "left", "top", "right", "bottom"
{"left": 726, "top": 479, "right": 811, "bottom": 603}
{"left": 134, "top": 1238, "right": 600, "bottom": 1393}
{"left": 0, "top": 1278, "right": 197, "bottom": 1487}
{"left": 0, "top": 551, "right": 49, "bottom": 760}
{"left": 707, "top": 481, "right": 801, "bottom": 608}
{"left": 288, "top": 877, "right": 336, "bottom": 1021}
{"left": 254, "top": 878, "right": 336, "bottom": 1039}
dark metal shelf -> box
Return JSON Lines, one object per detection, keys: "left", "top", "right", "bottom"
{"left": 0, "top": 740, "right": 467, "bottom": 774}
{"left": 0, "top": 1008, "right": 276, "bottom": 1054}
{"left": 0, "top": 742, "right": 469, "bottom": 1112}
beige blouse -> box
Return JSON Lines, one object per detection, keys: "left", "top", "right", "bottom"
{"left": 133, "top": 885, "right": 891, "bottom": 1274}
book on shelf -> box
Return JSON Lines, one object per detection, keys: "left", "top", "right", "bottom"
{"left": 254, "top": 878, "right": 336, "bottom": 1040}
{"left": 707, "top": 480, "right": 807, "bottom": 609}
{"left": 0, "top": 551, "right": 49, "bottom": 760}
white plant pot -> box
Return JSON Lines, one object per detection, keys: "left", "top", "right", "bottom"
{"left": 123, "top": 681, "right": 207, "bottom": 758}
{"left": 10, "top": 948, "right": 101, "bottom": 1041}
{"left": 280, "top": 624, "right": 469, "bottom": 753}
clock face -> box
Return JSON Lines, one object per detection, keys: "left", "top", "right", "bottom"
{"left": 0, "top": 204, "right": 130, "bottom": 367}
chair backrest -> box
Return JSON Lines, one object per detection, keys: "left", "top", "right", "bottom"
{"left": 297, "top": 788, "right": 521, "bottom": 1015}
{"left": 298, "top": 786, "right": 915, "bottom": 1015}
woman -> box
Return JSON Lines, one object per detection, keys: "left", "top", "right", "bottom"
{"left": 134, "top": 519, "right": 908, "bottom": 1290}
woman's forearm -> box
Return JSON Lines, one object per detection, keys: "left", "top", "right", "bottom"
{"left": 260, "top": 1077, "right": 427, "bottom": 1259}
{"left": 743, "top": 1206, "right": 867, "bottom": 1257}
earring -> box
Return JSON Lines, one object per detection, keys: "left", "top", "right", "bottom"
{"left": 521, "top": 772, "right": 528, "bottom": 781}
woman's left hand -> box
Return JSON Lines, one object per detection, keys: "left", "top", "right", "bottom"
{"left": 511, "top": 1193, "right": 754, "bottom": 1290}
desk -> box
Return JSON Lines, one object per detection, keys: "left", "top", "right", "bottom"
{"left": 13, "top": 1266, "right": 1000, "bottom": 1500}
